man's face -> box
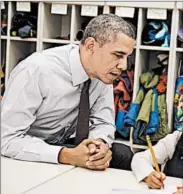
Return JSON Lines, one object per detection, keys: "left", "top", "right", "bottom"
{"left": 89, "top": 33, "right": 136, "bottom": 84}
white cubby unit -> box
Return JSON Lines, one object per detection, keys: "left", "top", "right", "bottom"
{"left": 1, "top": 1, "right": 182, "bottom": 152}
{"left": 41, "top": 3, "right": 72, "bottom": 43}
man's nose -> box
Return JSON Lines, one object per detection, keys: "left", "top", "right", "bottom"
{"left": 117, "top": 58, "right": 127, "bottom": 71}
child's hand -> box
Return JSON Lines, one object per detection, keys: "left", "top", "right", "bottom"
{"left": 173, "top": 187, "right": 183, "bottom": 194}
{"left": 144, "top": 171, "right": 166, "bottom": 189}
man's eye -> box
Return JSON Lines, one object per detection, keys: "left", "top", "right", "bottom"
{"left": 116, "top": 55, "right": 123, "bottom": 59}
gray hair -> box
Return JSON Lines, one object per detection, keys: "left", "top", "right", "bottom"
{"left": 81, "top": 14, "right": 136, "bottom": 46}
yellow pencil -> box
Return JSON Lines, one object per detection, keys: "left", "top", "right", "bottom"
{"left": 146, "top": 135, "right": 160, "bottom": 173}
{"left": 146, "top": 135, "right": 164, "bottom": 189}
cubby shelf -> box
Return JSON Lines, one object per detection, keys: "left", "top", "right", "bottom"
{"left": 1, "top": 36, "right": 7, "bottom": 40}
{"left": 1, "top": 1, "right": 183, "bottom": 152}
{"left": 139, "top": 45, "right": 170, "bottom": 51}
{"left": 42, "top": 38, "right": 71, "bottom": 44}
{"left": 176, "top": 48, "right": 183, "bottom": 52}
{"left": 10, "top": 37, "right": 38, "bottom": 42}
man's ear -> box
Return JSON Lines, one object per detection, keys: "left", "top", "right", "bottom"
{"left": 84, "top": 37, "right": 96, "bottom": 53}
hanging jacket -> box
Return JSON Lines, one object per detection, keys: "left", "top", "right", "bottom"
{"left": 118, "top": 67, "right": 158, "bottom": 139}
{"left": 131, "top": 71, "right": 169, "bottom": 145}
{"left": 114, "top": 69, "right": 134, "bottom": 138}
{"left": 132, "top": 72, "right": 159, "bottom": 144}
{"left": 146, "top": 89, "right": 159, "bottom": 135}
{"left": 133, "top": 89, "right": 153, "bottom": 145}
{"left": 174, "top": 76, "right": 183, "bottom": 131}
{"left": 139, "top": 93, "right": 170, "bottom": 143}
{"left": 116, "top": 87, "right": 144, "bottom": 138}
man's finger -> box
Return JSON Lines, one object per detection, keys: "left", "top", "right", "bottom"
{"left": 88, "top": 162, "right": 109, "bottom": 171}
{"left": 86, "top": 151, "right": 112, "bottom": 166}
{"left": 89, "top": 151, "right": 105, "bottom": 161}
{"left": 87, "top": 155, "right": 112, "bottom": 167}
{"left": 89, "top": 144, "right": 109, "bottom": 161}
{"left": 82, "top": 139, "right": 101, "bottom": 146}
{"left": 88, "top": 143, "right": 97, "bottom": 154}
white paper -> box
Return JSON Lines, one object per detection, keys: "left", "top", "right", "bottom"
{"left": 1, "top": 1, "right": 5, "bottom": 10}
{"left": 115, "top": 7, "right": 135, "bottom": 18}
{"left": 147, "top": 8, "right": 167, "bottom": 20}
{"left": 150, "top": 190, "right": 171, "bottom": 194}
{"left": 151, "top": 185, "right": 177, "bottom": 194}
{"left": 81, "top": 5, "right": 98, "bottom": 17}
{"left": 51, "top": 3, "right": 67, "bottom": 15}
{"left": 108, "top": 188, "right": 171, "bottom": 194}
{"left": 109, "top": 188, "right": 142, "bottom": 194}
{"left": 16, "top": 2, "right": 31, "bottom": 12}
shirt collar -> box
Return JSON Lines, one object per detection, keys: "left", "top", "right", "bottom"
{"left": 69, "top": 45, "right": 89, "bottom": 87}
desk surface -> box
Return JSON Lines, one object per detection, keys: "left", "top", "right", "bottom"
{"left": 1, "top": 157, "right": 74, "bottom": 194}
{"left": 24, "top": 167, "right": 183, "bottom": 194}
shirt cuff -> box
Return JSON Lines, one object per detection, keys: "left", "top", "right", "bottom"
{"left": 40, "top": 144, "right": 63, "bottom": 164}
{"left": 136, "top": 168, "right": 155, "bottom": 182}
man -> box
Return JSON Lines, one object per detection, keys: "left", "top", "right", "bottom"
{"left": 131, "top": 130, "right": 183, "bottom": 189}
{"left": 1, "top": 14, "right": 136, "bottom": 170}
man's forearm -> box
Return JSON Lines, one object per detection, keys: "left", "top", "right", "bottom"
{"left": 58, "top": 147, "right": 73, "bottom": 164}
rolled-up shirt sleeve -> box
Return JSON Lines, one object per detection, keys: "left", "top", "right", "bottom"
{"left": 89, "top": 84, "right": 115, "bottom": 147}
{"left": 1, "top": 62, "right": 62, "bottom": 164}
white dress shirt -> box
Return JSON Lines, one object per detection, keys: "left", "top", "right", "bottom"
{"left": 1, "top": 44, "right": 115, "bottom": 164}
{"left": 131, "top": 131, "right": 182, "bottom": 182}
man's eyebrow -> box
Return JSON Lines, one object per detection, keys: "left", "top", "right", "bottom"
{"left": 113, "top": 51, "right": 128, "bottom": 55}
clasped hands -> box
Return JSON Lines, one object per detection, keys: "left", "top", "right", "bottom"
{"left": 59, "top": 138, "right": 112, "bottom": 170}
{"left": 86, "top": 139, "right": 112, "bottom": 170}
